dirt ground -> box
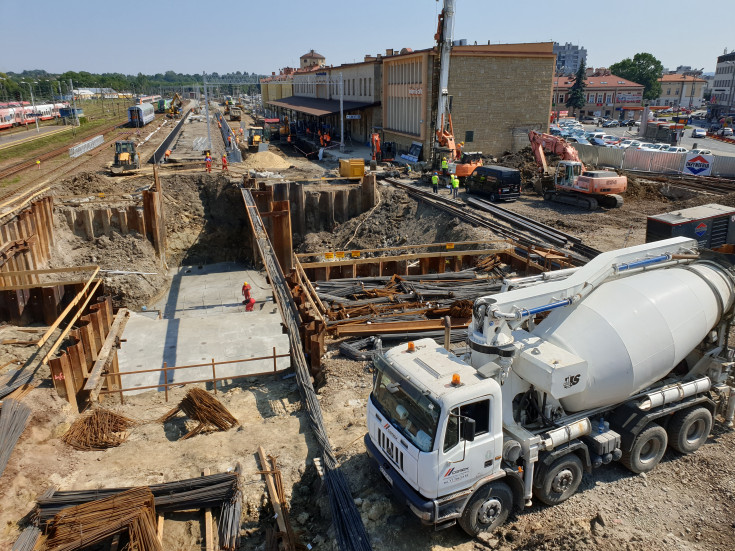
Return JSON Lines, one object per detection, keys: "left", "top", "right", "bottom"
{"left": 4, "top": 122, "right": 735, "bottom": 551}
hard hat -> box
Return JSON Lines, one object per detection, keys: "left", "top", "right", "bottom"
{"left": 244, "top": 282, "right": 248, "bottom": 286}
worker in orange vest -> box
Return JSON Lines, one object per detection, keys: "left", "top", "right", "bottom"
{"left": 164, "top": 149, "right": 171, "bottom": 162}
{"left": 241, "top": 281, "right": 251, "bottom": 303}
{"left": 205, "top": 155, "right": 212, "bottom": 173}
{"left": 222, "top": 153, "right": 228, "bottom": 172}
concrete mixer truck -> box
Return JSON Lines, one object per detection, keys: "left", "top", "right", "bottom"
{"left": 364, "top": 236, "right": 735, "bottom": 536}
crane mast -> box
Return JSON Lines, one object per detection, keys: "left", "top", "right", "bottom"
{"left": 435, "top": 0, "right": 455, "bottom": 134}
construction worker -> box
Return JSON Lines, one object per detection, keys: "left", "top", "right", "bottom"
{"left": 227, "top": 135, "right": 232, "bottom": 148}
{"left": 246, "top": 297, "right": 256, "bottom": 312}
{"left": 441, "top": 156, "right": 449, "bottom": 177}
{"left": 431, "top": 171, "right": 439, "bottom": 194}
{"left": 164, "top": 149, "right": 171, "bottom": 162}
{"left": 205, "top": 155, "right": 212, "bottom": 173}
{"left": 451, "top": 174, "right": 459, "bottom": 199}
{"left": 222, "top": 153, "right": 228, "bottom": 172}
{"left": 241, "top": 281, "right": 251, "bottom": 304}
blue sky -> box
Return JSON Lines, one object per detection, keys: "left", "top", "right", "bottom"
{"left": 1, "top": 0, "right": 730, "bottom": 76}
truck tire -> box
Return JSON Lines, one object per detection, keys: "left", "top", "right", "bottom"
{"left": 489, "top": 192, "right": 498, "bottom": 203}
{"left": 621, "top": 424, "right": 667, "bottom": 474}
{"left": 533, "top": 454, "right": 583, "bottom": 506}
{"left": 667, "top": 407, "right": 712, "bottom": 454}
{"left": 458, "top": 482, "right": 513, "bottom": 537}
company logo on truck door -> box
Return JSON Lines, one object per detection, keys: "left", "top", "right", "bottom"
{"left": 442, "top": 466, "right": 470, "bottom": 485}
{"left": 563, "top": 374, "right": 581, "bottom": 389}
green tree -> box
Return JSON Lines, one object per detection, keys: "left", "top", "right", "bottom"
{"left": 609, "top": 53, "right": 663, "bottom": 100}
{"left": 565, "top": 60, "right": 587, "bottom": 117}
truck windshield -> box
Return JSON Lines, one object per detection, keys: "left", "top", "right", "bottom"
{"left": 371, "top": 355, "right": 440, "bottom": 452}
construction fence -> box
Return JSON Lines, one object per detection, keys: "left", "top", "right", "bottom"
{"left": 575, "top": 144, "right": 735, "bottom": 179}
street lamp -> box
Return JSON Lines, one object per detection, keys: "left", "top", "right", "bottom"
{"left": 22, "top": 81, "right": 40, "bottom": 133}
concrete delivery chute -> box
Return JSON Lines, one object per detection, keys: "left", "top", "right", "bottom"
{"left": 365, "top": 237, "right": 735, "bottom": 536}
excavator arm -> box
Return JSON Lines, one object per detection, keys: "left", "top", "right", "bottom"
{"left": 528, "top": 130, "right": 585, "bottom": 174}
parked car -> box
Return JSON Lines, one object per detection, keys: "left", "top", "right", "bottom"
{"left": 666, "top": 146, "right": 688, "bottom": 154}
{"left": 602, "top": 135, "right": 621, "bottom": 144}
{"left": 691, "top": 128, "right": 707, "bottom": 138}
{"left": 622, "top": 119, "right": 637, "bottom": 127}
{"left": 465, "top": 165, "right": 521, "bottom": 202}
{"left": 644, "top": 144, "right": 671, "bottom": 151}
{"left": 589, "top": 137, "right": 609, "bottom": 146}
{"left": 689, "top": 149, "right": 713, "bottom": 156}
{"left": 602, "top": 120, "right": 619, "bottom": 127}
{"left": 634, "top": 120, "right": 641, "bottom": 127}
{"left": 581, "top": 116, "right": 596, "bottom": 124}
{"left": 566, "top": 136, "right": 591, "bottom": 145}
{"left": 637, "top": 142, "right": 655, "bottom": 149}
{"left": 616, "top": 140, "right": 641, "bottom": 149}
{"left": 718, "top": 127, "right": 734, "bottom": 137}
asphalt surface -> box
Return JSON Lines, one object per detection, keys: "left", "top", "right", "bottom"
{"left": 0, "top": 124, "right": 70, "bottom": 149}
{"left": 582, "top": 123, "right": 735, "bottom": 157}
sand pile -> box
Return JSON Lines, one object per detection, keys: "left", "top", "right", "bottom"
{"left": 240, "top": 151, "right": 292, "bottom": 171}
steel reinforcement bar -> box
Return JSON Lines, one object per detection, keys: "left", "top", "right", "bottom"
{"left": 241, "top": 187, "right": 372, "bottom": 551}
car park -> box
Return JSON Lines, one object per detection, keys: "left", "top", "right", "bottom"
{"left": 602, "top": 135, "right": 621, "bottom": 145}
{"left": 636, "top": 142, "right": 655, "bottom": 149}
{"left": 602, "top": 120, "right": 619, "bottom": 127}
{"left": 581, "top": 116, "right": 596, "bottom": 124}
{"left": 691, "top": 128, "right": 707, "bottom": 138}
{"left": 616, "top": 139, "right": 641, "bottom": 149}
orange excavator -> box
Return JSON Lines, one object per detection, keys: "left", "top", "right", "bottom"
{"left": 435, "top": 112, "right": 483, "bottom": 180}
{"left": 528, "top": 130, "right": 627, "bottom": 210}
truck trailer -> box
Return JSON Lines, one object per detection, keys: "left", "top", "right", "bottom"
{"left": 365, "top": 237, "right": 735, "bottom": 536}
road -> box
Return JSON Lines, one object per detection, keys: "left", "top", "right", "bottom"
{"left": 582, "top": 124, "right": 735, "bottom": 157}
{"left": 0, "top": 124, "right": 71, "bottom": 150}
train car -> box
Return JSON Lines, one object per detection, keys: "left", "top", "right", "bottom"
{"left": 0, "top": 108, "right": 14, "bottom": 130}
{"left": 136, "top": 94, "right": 161, "bottom": 105}
{"left": 127, "top": 103, "right": 155, "bottom": 127}
{"left": 36, "top": 103, "right": 57, "bottom": 120}
{"left": 156, "top": 98, "right": 172, "bottom": 113}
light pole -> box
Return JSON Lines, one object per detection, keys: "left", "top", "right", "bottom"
{"left": 22, "top": 81, "right": 40, "bottom": 133}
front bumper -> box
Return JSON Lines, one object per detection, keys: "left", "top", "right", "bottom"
{"left": 364, "top": 434, "right": 436, "bottom": 524}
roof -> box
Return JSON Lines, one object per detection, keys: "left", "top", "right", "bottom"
{"left": 554, "top": 75, "right": 643, "bottom": 89}
{"left": 660, "top": 74, "right": 706, "bottom": 83}
{"left": 301, "top": 50, "right": 325, "bottom": 59}
{"left": 267, "top": 96, "right": 378, "bottom": 116}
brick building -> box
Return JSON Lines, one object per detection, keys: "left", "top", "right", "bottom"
{"left": 382, "top": 42, "right": 555, "bottom": 158}
{"left": 653, "top": 74, "right": 706, "bottom": 109}
{"left": 554, "top": 71, "right": 644, "bottom": 120}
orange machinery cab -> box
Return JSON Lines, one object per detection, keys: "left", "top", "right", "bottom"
{"left": 555, "top": 162, "right": 627, "bottom": 195}
{"left": 453, "top": 151, "right": 483, "bottom": 179}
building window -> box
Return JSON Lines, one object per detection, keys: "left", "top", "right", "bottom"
{"left": 666, "top": 88, "right": 671, "bottom": 95}
{"left": 465, "top": 130, "right": 474, "bottom": 143}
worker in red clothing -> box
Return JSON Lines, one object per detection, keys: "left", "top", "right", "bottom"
{"left": 222, "top": 153, "right": 228, "bottom": 172}
{"left": 205, "top": 155, "right": 212, "bottom": 173}
{"left": 241, "top": 281, "right": 251, "bottom": 304}
{"left": 245, "top": 297, "right": 256, "bottom": 312}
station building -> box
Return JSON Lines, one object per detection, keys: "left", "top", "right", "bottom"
{"left": 553, "top": 71, "right": 644, "bottom": 121}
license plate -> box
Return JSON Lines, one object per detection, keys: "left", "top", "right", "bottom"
{"left": 502, "top": 188, "right": 509, "bottom": 192}
{"left": 379, "top": 465, "right": 393, "bottom": 486}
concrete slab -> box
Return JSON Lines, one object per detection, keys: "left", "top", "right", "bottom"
{"left": 117, "top": 262, "right": 290, "bottom": 395}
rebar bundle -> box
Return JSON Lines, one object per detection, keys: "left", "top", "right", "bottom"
{"left": 159, "top": 388, "right": 239, "bottom": 439}
{"left": 11, "top": 526, "right": 41, "bottom": 551}
{"left": 36, "top": 472, "right": 240, "bottom": 524}
{"left": 43, "top": 487, "right": 161, "bottom": 551}
{"left": 0, "top": 383, "right": 34, "bottom": 412}
{"left": 61, "top": 408, "right": 137, "bottom": 450}
{"left": 218, "top": 464, "right": 243, "bottom": 551}
{"left": 0, "top": 398, "right": 31, "bottom": 478}
{"left": 0, "top": 372, "right": 34, "bottom": 400}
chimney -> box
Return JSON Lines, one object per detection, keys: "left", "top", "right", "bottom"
{"left": 272, "top": 72, "right": 276, "bottom": 76}
{"left": 376, "top": 54, "right": 382, "bottom": 60}
{"left": 386, "top": 49, "right": 393, "bottom": 56}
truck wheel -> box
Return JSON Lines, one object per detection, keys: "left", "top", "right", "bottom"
{"left": 667, "top": 407, "right": 712, "bottom": 454}
{"left": 458, "top": 482, "right": 513, "bottom": 537}
{"left": 489, "top": 192, "right": 498, "bottom": 203}
{"left": 533, "top": 454, "right": 583, "bottom": 506}
{"left": 621, "top": 424, "right": 667, "bottom": 473}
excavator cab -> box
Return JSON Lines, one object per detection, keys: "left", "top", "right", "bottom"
{"left": 555, "top": 161, "right": 582, "bottom": 189}
{"left": 111, "top": 140, "right": 140, "bottom": 174}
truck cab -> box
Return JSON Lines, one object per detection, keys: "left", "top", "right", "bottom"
{"left": 365, "top": 340, "right": 518, "bottom": 533}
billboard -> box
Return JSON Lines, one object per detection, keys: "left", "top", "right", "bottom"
{"left": 683, "top": 153, "right": 714, "bottom": 176}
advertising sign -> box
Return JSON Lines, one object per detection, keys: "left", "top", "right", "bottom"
{"left": 683, "top": 153, "right": 714, "bottom": 177}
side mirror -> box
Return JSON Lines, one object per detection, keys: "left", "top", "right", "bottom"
{"left": 462, "top": 418, "right": 476, "bottom": 442}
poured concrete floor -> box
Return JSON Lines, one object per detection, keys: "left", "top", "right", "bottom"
{"left": 117, "top": 262, "right": 290, "bottom": 395}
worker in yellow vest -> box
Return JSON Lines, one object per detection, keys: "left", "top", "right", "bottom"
{"left": 451, "top": 174, "right": 459, "bottom": 199}
{"left": 431, "top": 172, "right": 439, "bottom": 194}
{"left": 441, "top": 156, "right": 449, "bottom": 178}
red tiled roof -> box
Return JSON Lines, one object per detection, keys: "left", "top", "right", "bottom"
{"left": 554, "top": 75, "right": 643, "bottom": 89}
{"left": 660, "top": 74, "right": 706, "bottom": 83}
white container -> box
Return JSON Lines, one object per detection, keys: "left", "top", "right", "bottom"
{"left": 532, "top": 262, "right": 734, "bottom": 412}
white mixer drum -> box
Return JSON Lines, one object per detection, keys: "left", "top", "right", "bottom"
{"left": 531, "top": 262, "right": 733, "bottom": 412}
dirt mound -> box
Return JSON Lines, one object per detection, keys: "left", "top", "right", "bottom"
{"left": 623, "top": 174, "right": 669, "bottom": 202}
{"left": 495, "top": 147, "right": 541, "bottom": 182}
{"left": 55, "top": 172, "right": 150, "bottom": 197}
{"left": 298, "top": 187, "right": 487, "bottom": 252}
{"left": 240, "top": 150, "right": 293, "bottom": 171}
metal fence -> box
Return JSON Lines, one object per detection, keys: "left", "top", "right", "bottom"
{"left": 68, "top": 135, "right": 104, "bottom": 158}
{"left": 574, "top": 144, "right": 735, "bottom": 178}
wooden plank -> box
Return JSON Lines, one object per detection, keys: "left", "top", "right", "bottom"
{"left": 85, "top": 309, "right": 130, "bottom": 400}
{"left": 36, "top": 268, "right": 100, "bottom": 347}
{"left": 41, "top": 279, "right": 102, "bottom": 365}
{"left": 58, "top": 354, "right": 78, "bottom": 410}
{"left": 156, "top": 515, "right": 164, "bottom": 543}
{"left": 335, "top": 317, "right": 471, "bottom": 337}
{"left": 0, "top": 265, "right": 99, "bottom": 277}
{"left": 257, "top": 446, "right": 288, "bottom": 534}
{"left": 0, "top": 276, "right": 100, "bottom": 292}
{"left": 203, "top": 468, "right": 214, "bottom": 551}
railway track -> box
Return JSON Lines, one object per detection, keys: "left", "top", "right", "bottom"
{"left": 386, "top": 178, "right": 600, "bottom": 263}
{"left": 626, "top": 170, "right": 735, "bottom": 196}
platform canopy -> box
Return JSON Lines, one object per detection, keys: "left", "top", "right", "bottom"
{"left": 267, "top": 96, "right": 378, "bottom": 117}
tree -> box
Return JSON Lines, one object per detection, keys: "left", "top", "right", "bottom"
{"left": 609, "top": 53, "right": 663, "bottom": 101}
{"left": 565, "top": 60, "right": 587, "bottom": 116}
